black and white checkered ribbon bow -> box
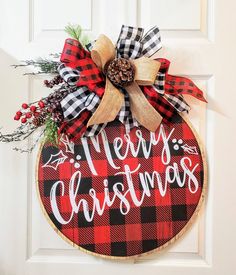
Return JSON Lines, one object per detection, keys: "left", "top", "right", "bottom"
{"left": 60, "top": 86, "right": 107, "bottom": 137}
{"left": 117, "top": 25, "right": 164, "bottom": 95}
{"left": 116, "top": 25, "right": 190, "bottom": 112}
{"left": 59, "top": 25, "right": 190, "bottom": 138}
{"left": 116, "top": 25, "right": 162, "bottom": 59}
{"left": 58, "top": 64, "right": 80, "bottom": 86}
{"left": 60, "top": 86, "right": 138, "bottom": 136}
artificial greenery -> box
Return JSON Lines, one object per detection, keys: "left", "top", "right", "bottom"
{"left": 44, "top": 117, "right": 59, "bottom": 145}
{"left": 12, "top": 58, "right": 60, "bottom": 75}
{"left": 65, "top": 24, "right": 91, "bottom": 48}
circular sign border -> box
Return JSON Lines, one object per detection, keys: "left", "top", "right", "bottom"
{"left": 35, "top": 114, "right": 208, "bottom": 260}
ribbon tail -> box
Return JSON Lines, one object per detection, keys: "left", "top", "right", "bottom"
{"left": 59, "top": 110, "right": 91, "bottom": 141}
{"left": 164, "top": 94, "right": 191, "bottom": 113}
{"left": 165, "top": 75, "right": 207, "bottom": 103}
{"left": 87, "top": 78, "right": 124, "bottom": 127}
{"left": 84, "top": 123, "right": 107, "bottom": 137}
{"left": 118, "top": 93, "right": 139, "bottom": 133}
{"left": 126, "top": 82, "right": 162, "bottom": 132}
{"left": 143, "top": 86, "right": 177, "bottom": 123}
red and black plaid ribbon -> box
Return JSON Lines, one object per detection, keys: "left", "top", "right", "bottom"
{"left": 58, "top": 110, "right": 91, "bottom": 141}
{"left": 60, "top": 38, "right": 105, "bottom": 97}
{"left": 165, "top": 75, "right": 207, "bottom": 102}
{"left": 156, "top": 58, "right": 207, "bottom": 103}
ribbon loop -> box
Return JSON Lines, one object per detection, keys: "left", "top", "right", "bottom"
{"left": 141, "top": 26, "right": 162, "bottom": 57}
{"left": 116, "top": 25, "right": 144, "bottom": 59}
{"left": 157, "top": 58, "right": 170, "bottom": 74}
{"left": 116, "top": 25, "right": 162, "bottom": 59}
{"left": 60, "top": 39, "right": 90, "bottom": 66}
{"left": 61, "top": 87, "right": 100, "bottom": 121}
{"left": 117, "top": 40, "right": 143, "bottom": 59}
{"left": 58, "top": 63, "right": 80, "bottom": 86}
{"left": 133, "top": 57, "right": 161, "bottom": 85}
{"left": 117, "top": 25, "right": 144, "bottom": 42}
{"left": 91, "top": 34, "right": 116, "bottom": 69}
{"left": 60, "top": 38, "right": 105, "bottom": 93}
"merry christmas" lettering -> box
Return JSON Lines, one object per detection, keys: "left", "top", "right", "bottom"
{"left": 50, "top": 157, "right": 199, "bottom": 224}
{"left": 81, "top": 125, "right": 174, "bottom": 175}
{"left": 49, "top": 126, "right": 200, "bottom": 224}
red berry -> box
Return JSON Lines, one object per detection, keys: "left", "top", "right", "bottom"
{"left": 22, "top": 103, "right": 29, "bottom": 109}
{"left": 26, "top": 112, "right": 32, "bottom": 119}
{"left": 14, "top": 115, "right": 20, "bottom": 121}
{"left": 34, "top": 112, "right": 40, "bottom": 117}
{"left": 21, "top": 117, "right": 27, "bottom": 124}
{"left": 38, "top": 101, "right": 45, "bottom": 108}
{"left": 30, "top": 105, "right": 37, "bottom": 112}
{"left": 16, "top": 111, "right": 22, "bottom": 117}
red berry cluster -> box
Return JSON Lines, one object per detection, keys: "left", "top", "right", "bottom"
{"left": 14, "top": 101, "right": 46, "bottom": 124}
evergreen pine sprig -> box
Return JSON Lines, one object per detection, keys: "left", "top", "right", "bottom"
{"left": 12, "top": 58, "right": 60, "bottom": 75}
{"left": 44, "top": 117, "right": 59, "bottom": 145}
{"left": 65, "top": 24, "right": 91, "bottom": 48}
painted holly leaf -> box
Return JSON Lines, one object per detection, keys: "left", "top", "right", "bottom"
{"left": 42, "top": 150, "right": 68, "bottom": 170}
{"left": 181, "top": 144, "right": 198, "bottom": 155}
{"left": 60, "top": 135, "right": 75, "bottom": 154}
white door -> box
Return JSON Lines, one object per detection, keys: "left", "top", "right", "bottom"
{"left": 0, "top": 0, "right": 235, "bottom": 274}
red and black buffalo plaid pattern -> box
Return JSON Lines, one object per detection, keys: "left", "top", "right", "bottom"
{"left": 38, "top": 115, "right": 205, "bottom": 258}
{"left": 58, "top": 110, "right": 91, "bottom": 141}
{"left": 61, "top": 38, "right": 105, "bottom": 97}
{"left": 155, "top": 58, "right": 207, "bottom": 103}
{"left": 142, "top": 85, "right": 178, "bottom": 123}
{"left": 165, "top": 75, "right": 207, "bottom": 103}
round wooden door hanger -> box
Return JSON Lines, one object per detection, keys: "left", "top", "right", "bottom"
{"left": 37, "top": 115, "right": 206, "bottom": 259}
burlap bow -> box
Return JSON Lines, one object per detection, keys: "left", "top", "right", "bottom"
{"left": 87, "top": 33, "right": 163, "bottom": 132}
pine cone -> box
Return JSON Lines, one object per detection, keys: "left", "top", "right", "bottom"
{"left": 44, "top": 75, "right": 63, "bottom": 88}
{"left": 32, "top": 113, "right": 47, "bottom": 127}
{"left": 106, "top": 58, "right": 135, "bottom": 88}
